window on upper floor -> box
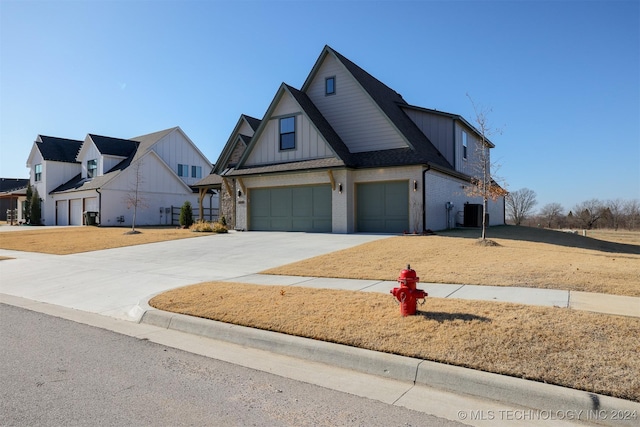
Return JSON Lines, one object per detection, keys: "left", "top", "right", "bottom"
{"left": 462, "top": 131, "right": 468, "bottom": 160}
{"left": 178, "top": 164, "right": 189, "bottom": 177}
{"left": 35, "top": 164, "right": 42, "bottom": 182}
{"left": 87, "top": 159, "right": 97, "bottom": 178}
{"left": 191, "top": 165, "right": 202, "bottom": 179}
{"left": 325, "top": 76, "right": 336, "bottom": 96}
{"left": 279, "top": 116, "right": 296, "bottom": 151}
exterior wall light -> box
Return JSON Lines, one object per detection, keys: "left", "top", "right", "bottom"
{"left": 413, "top": 180, "right": 418, "bottom": 191}
{"left": 338, "top": 183, "right": 342, "bottom": 194}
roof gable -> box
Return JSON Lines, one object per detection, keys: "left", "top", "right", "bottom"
{"left": 236, "top": 83, "right": 347, "bottom": 170}
{"left": 212, "top": 115, "right": 261, "bottom": 174}
{"left": 302, "top": 45, "right": 454, "bottom": 170}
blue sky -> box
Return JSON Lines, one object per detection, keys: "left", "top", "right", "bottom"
{"left": 1, "top": 0, "right": 638, "bottom": 212}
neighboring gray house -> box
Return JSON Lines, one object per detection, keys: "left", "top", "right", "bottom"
{"left": 200, "top": 45, "right": 506, "bottom": 233}
{"left": 26, "top": 127, "right": 216, "bottom": 226}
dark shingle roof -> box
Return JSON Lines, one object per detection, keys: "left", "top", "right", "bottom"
{"left": 88, "top": 134, "right": 138, "bottom": 157}
{"left": 0, "top": 178, "right": 29, "bottom": 192}
{"left": 328, "top": 46, "right": 454, "bottom": 170}
{"left": 37, "top": 136, "right": 83, "bottom": 163}
{"left": 242, "top": 115, "right": 262, "bottom": 132}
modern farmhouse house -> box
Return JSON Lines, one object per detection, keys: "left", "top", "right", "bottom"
{"left": 26, "top": 127, "right": 216, "bottom": 226}
{"left": 196, "top": 45, "right": 505, "bottom": 233}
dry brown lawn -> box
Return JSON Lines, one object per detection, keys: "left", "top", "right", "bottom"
{"left": 263, "top": 226, "right": 640, "bottom": 297}
{"left": 151, "top": 282, "right": 640, "bottom": 402}
{"left": 0, "top": 226, "right": 203, "bottom": 255}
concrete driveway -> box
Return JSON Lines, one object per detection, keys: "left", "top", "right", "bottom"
{"left": 0, "top": 231, "right": 388, "bottom": 320}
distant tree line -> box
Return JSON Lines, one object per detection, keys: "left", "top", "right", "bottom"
{"left": 506, "top": 188, "right": 640, "bottom": 230}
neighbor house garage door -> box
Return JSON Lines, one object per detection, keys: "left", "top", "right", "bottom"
{"left": 249, "top": 185, "right": 331, "bottom": 232}
{"left": 356, "top": 181, "right": 409, "bottom": 233}
{"left": 56, "top": 200, "right": 69, "bottom": 225}
{"left": 69, "top": 199, "right": 82, "bottom": 225}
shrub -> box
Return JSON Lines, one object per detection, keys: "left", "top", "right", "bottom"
{"left": 30, "top": 188, "right": 42, "bottom": 225}
{"left": 179, "top": 201, "right": 194, "bottom": 228}
{"left": 219, "top": 215, "right": 227, "bottom": 227}
{"left": 211, "top": 221, "right": 228, "bottom": 233}
{"left": 189, "top": 220, "right": 228, "bottom": 233}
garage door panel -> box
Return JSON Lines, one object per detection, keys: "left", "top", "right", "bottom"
{"left": 357, "top": 181, "right": 408, "bottom": 233}
{"left": 270, "top": 188, "right": 291, "bottom": 217}
{"left": 312, "top": 186, "right": 332, "bottom": 216}
{"left": 250, "top": 185, "right": 331, "bottom": 232}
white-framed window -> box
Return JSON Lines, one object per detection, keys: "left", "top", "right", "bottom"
{"left": 35, "top": 164, "right": 42, "bottom": 182}
{"left": 279, "top": 116, "right": 295, "bottom": 151}
{"left": 178, "top": 164, "right": 189, "bottom": 177}
{"left": 462, "top": 131, "right": 468, "bottom": 160}
{"left": 87, "top": 159, "right": 97, "bottom": 178}
{"left": 191, "top": 165, "right": 202, "bottom": 179}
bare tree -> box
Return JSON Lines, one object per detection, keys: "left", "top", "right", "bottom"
{"left": 623, "top": 199, "right": 639, "bottom": 230}
{"left": 573, "top": 199, "right": 605, "bottom": 230}
{"left": 505, "top": 188, "right": 537, "bottom": 226}
{"left": 604, "top": 199, "right": 625, "bottom": 230}
{"left": 538, "top": 202, "right": 564, "bottom": 228}
{"left": 123, "top": 160, "right": 148, "bottom": 233}
{"left": 465, "top": 94, "right": 506, "bottom": 240}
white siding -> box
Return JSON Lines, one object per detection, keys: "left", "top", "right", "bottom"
{"left": 31, "top": 152, "right": 81, "bottom": 226}
{"left": 424, "top": 170, "right": 504, "bottom": 231}
{"left": 305, "top": 53, "right": 407, "bottom": 153}
{"left": 152, "top": 129, "right": 211, "bottom": 186}
{"left": 405, "top": 109, "right": 455, "bottom": 167}
{"left": 244, "top": 92, "right": 335, "bottom": 166}
{"left": 78, "top": 142, "right": 100, "bottom": 178}
{"left": 103, "top": 155, "right": 127, "bottom": 173}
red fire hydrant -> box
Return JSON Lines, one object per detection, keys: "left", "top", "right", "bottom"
{"left": 390, "top": 264, "right": 427, "bottom": 316}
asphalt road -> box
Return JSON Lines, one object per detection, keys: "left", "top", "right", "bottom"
{"left": 0, "top": 303, "right": 463, "bottom": 427}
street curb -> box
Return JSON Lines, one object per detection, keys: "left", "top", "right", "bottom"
{"left": 138, "top": 302, "right": 640, "bottom": 427}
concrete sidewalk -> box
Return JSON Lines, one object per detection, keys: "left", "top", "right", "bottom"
{"left": 217, "top": 273, "right": 640, "bottom": 318}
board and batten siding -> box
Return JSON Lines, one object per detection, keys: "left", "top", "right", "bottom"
{"left": 404, "top": 109, "right": 455, "bottom": 168}
{"left": 152, "top": 129, "right": 211, "bottom": 186}
{"left": 454, "top": 122, "right": 490, "bottom": 177}
{"left": 306, "top": 53, "right": 407, "bottom": 153}
{"left": 244, "top": 92, "right": 335, "bottom": 166}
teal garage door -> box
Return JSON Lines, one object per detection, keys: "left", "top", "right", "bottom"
{"left": 357, "top": 181, "right": 409, "bottom": 233}
{"left": 249, "top": 185, "right": 332, "bottom": 232}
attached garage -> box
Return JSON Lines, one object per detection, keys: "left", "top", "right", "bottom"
{"left": 356, "top": 181, "right": 409, "bottom": 233}
{"left": 249, "top": 185, "right": 331, "bottom": 232}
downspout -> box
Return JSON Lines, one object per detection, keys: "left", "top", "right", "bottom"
{"left": 422, "top": 165, "right": 430, "bottom": 232}
{"left": 95, "top": 188, "right": 101, "bottom": 226}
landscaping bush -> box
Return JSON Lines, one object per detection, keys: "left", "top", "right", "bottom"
{"left": 179, "top": 201, "right": 194, "bottom": 228}
{"left": 189, "top": 220, "right": 228, "bottom": 233}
